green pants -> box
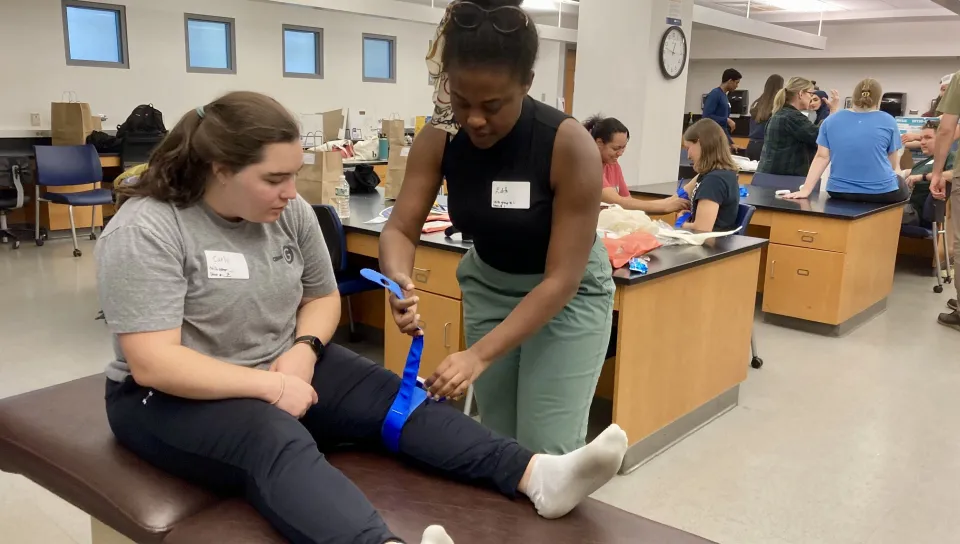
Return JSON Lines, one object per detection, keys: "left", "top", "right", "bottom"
{"left": 457, "top": 238, "right": 615, "bottom": 454}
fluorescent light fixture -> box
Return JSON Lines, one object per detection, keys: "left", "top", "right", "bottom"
{"left": 522, "top": 0, "right": 558, "bottom": 11}
{"left": 756, "top": 0, "right": 843, "bottom": 12}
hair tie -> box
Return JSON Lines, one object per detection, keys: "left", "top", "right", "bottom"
{"left": 196, "top": 106, "right": 205, "bottom": 119}
{"left": 861, "top": 91, "right": 870, "bottom": 98}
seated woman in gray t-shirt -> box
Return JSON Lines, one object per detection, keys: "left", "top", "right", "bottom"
{"left": 96, "top": 91, "right": 627, "bottom": 544}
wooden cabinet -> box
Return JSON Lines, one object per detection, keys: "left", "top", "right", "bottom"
{"left": 384, "top": 290, "right": 462, "bottom": 378}
{"left": 770, "top": 213, "right": 849, "bottom": 253}
{"left": 762, "top": 244, "right": 844, "bottom": 323}
{"left": 409, "top": 245, "right": 462, "bottom": 299}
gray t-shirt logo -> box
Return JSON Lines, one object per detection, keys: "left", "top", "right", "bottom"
{"left": 274, "top": 245, "right": 296, "bottom": 264}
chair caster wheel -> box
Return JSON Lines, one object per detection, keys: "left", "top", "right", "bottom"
{"left": 89, "top": 233, "right": 97, "bottom": 241}
{"left": 12, "top": 241, "right": 20, "bottom": 249}
{"left": 73, "top": 249, "right": 82, "bottom": 257}
{"left": 35, "top": 238, "right": 44, "bottom": 246}
{"left": 751, "top": 356, "right": 764, "bottom": 369}
{"left": 935, "top": 285, "right": 944, "bottom": 294}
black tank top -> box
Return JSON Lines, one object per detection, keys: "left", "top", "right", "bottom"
{"left": 442, "top": 96, "right": 569, "bottom": 274}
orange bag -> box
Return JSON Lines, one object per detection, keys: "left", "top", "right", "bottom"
{"left": 602, "top": 232, "right": 661, "bottom": 269}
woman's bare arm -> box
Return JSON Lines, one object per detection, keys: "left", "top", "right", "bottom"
{"left": 119, "top": 329, "right": 279, "bottom": 401}
{"left": 379, "top": 126, "right": 446, "bottom": 283}
{"left": 602, "top": 187, "right": 687, "bottom": 214}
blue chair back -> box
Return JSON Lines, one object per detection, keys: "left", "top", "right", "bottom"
{"left": 312, "top": 204, "right": 347, "bottom": 273}
{"left": 735, "top": 204, "right": 756, "bottom": 234}
{"left": 33, "top": 145, "right": 103, "bottom": 187}
{"left": 751, "top": 172, "right": 818, "bottom": 193}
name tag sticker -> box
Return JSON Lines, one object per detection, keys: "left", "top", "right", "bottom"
{"left": 205, "top": 250, "right": 250, "bottom": 280}
{"left": 491, "top": 181, "right": 531, "bottom": 210}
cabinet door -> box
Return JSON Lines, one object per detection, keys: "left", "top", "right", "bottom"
{"left": 384, "top": 290, "right": 462, "bottom": 379}
{"left": 762, "top": 243, "right": 845, "bottom": 324}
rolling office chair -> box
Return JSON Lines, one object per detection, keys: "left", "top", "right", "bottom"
{"left": 751, "top": 172, "right": 819, "bottom": 193}
{"left": 900, "top": 182, "right": 954, "bottom": 293}
{"left": 33, "top": 145, "right": 113, "bottom": 257}
{"left": 0, "top": 165, "right": 30, "bottom": 250}
{"left": 312, "top": 204, "right": 380, "bottom": 342}
{"left": 735, "top": 203, "right": 764, "bottom": 369}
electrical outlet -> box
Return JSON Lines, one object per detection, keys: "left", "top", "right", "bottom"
{"left": 30, "top": 113, "right": 41, "bottom": 127}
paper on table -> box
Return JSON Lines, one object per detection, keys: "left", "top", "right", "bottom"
{"left": 365, "top": 216, "right": 388, "bottom": 224}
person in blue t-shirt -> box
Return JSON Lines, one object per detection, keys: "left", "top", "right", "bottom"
{"left": 702, "top": 68, "right": 742, "bottom": 144}
{"left": 785, "top": 78, "right": 909, "bottom": 204}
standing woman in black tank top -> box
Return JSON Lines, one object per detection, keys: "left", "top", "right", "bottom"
{"left": 380, "top": 0, "right": 617, "bottom": 454}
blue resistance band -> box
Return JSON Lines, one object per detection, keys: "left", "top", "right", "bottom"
{"left": 360, "top": 269, "right": 429, "bottom": 453}
{"left": 675, "top": 186, "right": 691, "bottom": 228}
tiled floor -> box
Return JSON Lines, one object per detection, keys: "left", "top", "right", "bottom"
{"left": 2, "top": 237, "right": 959, "bottom": 544}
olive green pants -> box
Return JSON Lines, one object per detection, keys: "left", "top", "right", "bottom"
{"left": 458, "top": 238, "right": 615, "bottom": 454}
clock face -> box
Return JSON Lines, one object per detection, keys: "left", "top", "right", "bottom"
{"left": 659, "top": 26, "right": 687, "bottom": 80}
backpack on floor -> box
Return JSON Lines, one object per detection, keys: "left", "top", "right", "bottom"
{"left": 116, "top": 104, "right": 166, "bottom": 139}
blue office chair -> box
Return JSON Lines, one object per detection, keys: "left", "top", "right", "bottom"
{"left": 751, "top": 172, "right": 819, "bottom": 193}
{"left": 735, "top": 203, "right": 764, "bottom": 370}
{"left": 900, "top": 183, "right": 953, "bottom": 293}
{"left": 33, "top": 145, "right": 113, "bottom": 257}
{"left": 313, "top": 204, "right": 380, "bottom": 342}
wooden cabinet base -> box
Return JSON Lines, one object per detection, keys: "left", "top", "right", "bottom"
{"left": 383, "top": 291, "right": 462, "bottom": 378}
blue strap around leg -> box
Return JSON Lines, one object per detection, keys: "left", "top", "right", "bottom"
{"left": 381, "top": 334, "right": 428, "bottom": 453}
{"left": 359, "top": 269, "right": 429, "bottom": 453}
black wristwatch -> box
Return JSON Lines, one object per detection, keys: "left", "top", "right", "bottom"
{"left": 923, "top": 172, "right": 930, "bottom": 182}
{"left": 294, "top": 335, "right": 325, "bottom": 359}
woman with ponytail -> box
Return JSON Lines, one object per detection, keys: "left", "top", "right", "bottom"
{"left": 785, "top": 78, "right": 910, "bottom": 203}
{"left": 97, "top": 91, "right": 627, "bottom": 544}
{"left": 584, "top": 114, "right": 689, "bottom": 213}
{"left": 757, "top": 76, "right": 841, "bottom": 176}
{"left": 746, "top": 74, "right": 783, "bottom": 160}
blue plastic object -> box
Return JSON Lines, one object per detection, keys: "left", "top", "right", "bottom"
{"left": 360, "top": 268, "right": 429, "bottom": 453}
{"left": 628, "top": 258, "right": 648, "bottom": 274}
{"left": 739, "top": 185, "right": 749, "bottom": 198}
{"left": 675, "top": 186, "right": 692, "bottom": 228}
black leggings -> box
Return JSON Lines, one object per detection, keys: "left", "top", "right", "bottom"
{"left": 828, "top": 177, "right": 910, "bottom": 204}
{"left": 105, "top": 344, "right": 533, "bottom": 544}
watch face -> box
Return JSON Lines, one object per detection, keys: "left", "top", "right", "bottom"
{"left": 660, "top": 26, "right": 687, "bottom": 80}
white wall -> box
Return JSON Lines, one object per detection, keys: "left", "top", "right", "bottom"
{"left": 691, "top": 20, "right": 960, "bottom": 60}
{"left": 0, "top": 0, "right": 564, "bottom": 135}
{"left": 686, "top": 58, "right": 958, "bottom": 117}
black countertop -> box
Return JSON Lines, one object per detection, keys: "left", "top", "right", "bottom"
{"left": 629, "top": 181, "right": 904, "bottom": 220}
{"left": 343, "top": 190, "right": 767, "bottom": 287}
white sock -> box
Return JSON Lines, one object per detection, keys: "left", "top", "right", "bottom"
{"left": 525, "top": 424, "right": 628, "bottom": 519}
{"left": 420, "top": 525, "right": 454, "bottom": 544}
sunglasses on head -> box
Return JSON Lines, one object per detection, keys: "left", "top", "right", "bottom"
{"left": 450, "top": 1, "right": 529, "bottom": 34}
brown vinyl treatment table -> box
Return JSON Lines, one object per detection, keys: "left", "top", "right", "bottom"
{"left": 0, "top": 375, "right": 716, "bottom": 544}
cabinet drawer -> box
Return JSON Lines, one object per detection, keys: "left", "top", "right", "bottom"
{"left": 770, "top": 213, "right": 849, "bottom": 253}
{"left": 411, "top": 245, "right": 462, "bottom": 299}
{"left": 762, "top": 244, "right": 845, "bottom": 324}
{"left": 384, "top": 291, "right": 462, "bottom": 379}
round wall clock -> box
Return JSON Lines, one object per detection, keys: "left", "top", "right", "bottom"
{"left": 659, "top": 25, "right": 687, "bottom": 80}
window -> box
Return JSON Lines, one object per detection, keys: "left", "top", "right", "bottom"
{"left": 184, "top": 14, "right": 236, "bottom": 74}
{"left": 61, "top": 0, "right": 128, "bottom": 68}
{"left": 362, "top": 34, "right": 396, "bottom": 83}
{"left": 283, "top": 25, "right": 323, "bottom": 79}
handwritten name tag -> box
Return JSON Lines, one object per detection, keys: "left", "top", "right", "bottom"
{"left": 205, "top": 250, "right": 250, "bottom": 280}
{"left": 491, "top": 181, "right": 530, "bottom": 210}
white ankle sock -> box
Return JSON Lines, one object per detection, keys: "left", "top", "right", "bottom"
{"left": 420, "top": 525, "right": 454, "bottom": 544}
{"left": 525, "top": 424, "right": 628, "bottom": 519}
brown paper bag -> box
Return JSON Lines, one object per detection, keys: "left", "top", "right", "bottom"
{"left": 90, "top": 115, "right": 103, "bottom": 131}
{"left": 51, "top": 101, "right": 94, "bottom": 145}
{"left": 384, "top": 145, "right": 410, "bottom": 200}
{"left": 381, "top": 119, "right": 406, "bottom": 147}
{"left": 297, "top": 150, "right": 344, "bottom": 205}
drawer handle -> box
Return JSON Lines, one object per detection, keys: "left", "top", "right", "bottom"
{"left": 770, "top": 259, "right": 776, "bottom": 279}
{"left": 800, "top": 235, "right": 815, "bottom": 243}
{"left": 443, "top": 322, "right": 451, "bottom": 349}
{"left": 413, "top": 267, "right": 431, "bottom": 283}
{"left": 418, "top": 319, "right": 427, "bottom": 331}
{"left": 797, "top": 269, "right": 810, "bottom": 276}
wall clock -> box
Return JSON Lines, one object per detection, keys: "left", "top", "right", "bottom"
{"left": 659, "top": 25, "right": 687, "bottom": 80}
